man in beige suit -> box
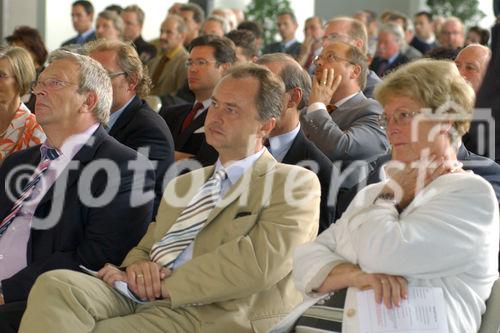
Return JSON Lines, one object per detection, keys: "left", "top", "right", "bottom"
{"left": 148, "top": 14, "right": 188, "bottom": 96}
{"left": 19, "top": 64, "right": 321, "bottom": 333}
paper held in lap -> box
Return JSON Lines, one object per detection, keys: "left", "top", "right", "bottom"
{"left": 268, "top": 287, "right": 448, "bottom": 333}
{"left": 79, "top": 265, "right": 148, "bottom": 304}
{"left": 357, "top": 287, "right": 448, "bottom": 333}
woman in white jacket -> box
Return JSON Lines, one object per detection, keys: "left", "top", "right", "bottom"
{"left": 293, "top": 59, "right": 499, "bottom": 333}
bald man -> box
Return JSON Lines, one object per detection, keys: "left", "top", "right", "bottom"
{"left": 455, "top": 44, "right": 491, "bottom": 92}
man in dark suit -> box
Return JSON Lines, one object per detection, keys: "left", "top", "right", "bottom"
{"left": 370, "top": 22, "right": 410, "bottom": 77}
{"left": 87, "top": 39, "right": 175, "bottom": 216}
{"left": 263, "top": 11, "right": 302, "bottom": 59}
{"left": 0, "top": 50, "right": 155, "bottom": 332}
{"left": 322, "top": 17, "right": 381, "bottom": 98}
{"left": 258, "top": 53, "right": 336, "bottom": 232}
{"left": 301, "top": 40, "right": 389, "bottom": 164}
{"left": 121, "top": 5, "right": 157, "bottom": 64}
{"left": 61, "top": 0, "right": 97, "bottom": 47}
{"left": 411, "top": 11, "right": 437, "bottom": 54}
{"left": 159, "top": 35, "right": 236, "bottom": 167}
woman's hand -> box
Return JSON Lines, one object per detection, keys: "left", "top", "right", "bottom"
{"left": 351, "top": 271, "right": 408, "bottom": 309}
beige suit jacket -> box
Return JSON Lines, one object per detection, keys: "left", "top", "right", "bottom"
{"left": 122, "top": 150, "right": 321, "bottom": 333}
{"left": 148, "top": 47, "right": 188, "bottom": 96}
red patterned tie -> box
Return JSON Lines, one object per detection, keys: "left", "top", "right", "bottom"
{"left": 181, "top": 102, "right": 204, "bottom": 132}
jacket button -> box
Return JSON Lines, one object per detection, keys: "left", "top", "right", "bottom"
{"left": 346, "top": 308, "right": 356, "bottom": 317}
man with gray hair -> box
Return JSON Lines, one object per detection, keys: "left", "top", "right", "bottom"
{"left": 201, "top": 15, "right": 230, "bottom": 37}
{"left": 257, "top": 53, "right": 335, "bottom": 231}
{"left": 370, "top": 22, "right": 410, "bottom": 77}
{"left": 19, "top": 63, "right": 321, "bottom": 333}
{"left": 0, "top": 50, "right": 155, "bottom": 331}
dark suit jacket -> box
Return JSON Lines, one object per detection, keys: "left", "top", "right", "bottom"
{"left": 410, "top": 36, "right": 437, "bottom": 54}
{"left": 281, "top": 129, "right": 336, "bottom": 232}
{"left": 0, "top": 126, "right": 155, "bottom": 302}
{"left": 263, "top": 41, "right": 302, "bottom": 59}
{"left": 133, "top": 35, "right": 157, "bottom": 64}
{"left": 370, "top": 53, "right": 410, "bottom": 77}
{"left": 336, "top": 144, "right": 500, "bottom": 219}
{"left": 159, "top": 103, "right": 218, "bottom": 166}
{"left": 61, "top": 31, "right": 97, "bottom": 46}
{"left": 464, "top": 23, "right": 500, "bottom": 163}
{"left": 109, "top": 96, "right": 174, "bottom": 216}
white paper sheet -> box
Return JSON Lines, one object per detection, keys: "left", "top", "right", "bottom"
{"left": 356, "top": 287, "right": 448, "bottom": 333}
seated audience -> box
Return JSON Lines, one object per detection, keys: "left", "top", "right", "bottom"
{"left": 411, "top": 11, "right": 437, "bottom": 54}
{"left": 454, "top": 44, "right": 491, "bottom": 93}
{"left": 0, "top": 50, "right": 155, "bottom": 332}
{"left": 352, "top": 10, "right": 378, "bottom": 57}
{"left": 95, "top": 10, "right": 123, "bottom": 42}
{"left": 257, "top": 53, "right": 336, "bottom": 232}
{"left": 0, "top": 47, "right": 45, "bottom": 162}
{"left": 439, "top": 16, "right": 465, "bottom": 50}
{"left": 211, "top": 8, "right": 238, "bottom": 31}
{"left": 148, "top": 15, "right": 188, "bottom": 97}
{"left": 159, "top": 35, "right": 235, "bottom": 166}
{"left": 179, "top": 3, "right": 205, "bottom": 49}
{"left": 297, "top": 16, "right": 325, "bottom": 74}
{"left": 225, "top": 29, "right": 258, "bottom": 63}
{"left": 201, "top": 15, "right": 229, "bottom": 37}
{"left": 263, "top": 11, "right": 302, "bottom": 59}
{"left": 300, "top": 40, "right": 389, "bottom": 164}
{"left": 19, "top": 64, "right": 321, "bottom": 333}
{"left": 61, "top": 0, "right": 96, "bottom": 47}
{"left": 237, "top": 20, "right": 264, "bottom": 52}
{"left": 466, "top": 26, "right": 490, "bottom": 46}
{"left": 6, "top": 26, "right": 48, "bottom": 111}
{"left": 370, "top": 23, "right": 410, "bottom": 77}
{"left": 292, "top": 59, "right": 498, "bottom": 333}
{"left": 383, "top": 11, "right": 423, "bottom": 60}
{"left": 121, "top": 5, "right": 157, "bottom": 64}
{"left": 86, "top": 40, "right": 175, "bottom": 217}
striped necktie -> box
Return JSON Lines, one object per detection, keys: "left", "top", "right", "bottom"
{"left": 0, "top": 148, "right": 59, "bottom": 237}
{"left": 150, "top": 169, "right": 227, "bottom": 268}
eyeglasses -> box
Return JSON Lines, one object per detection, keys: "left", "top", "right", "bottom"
{"left": 378, "top": 110, "right": 421, "bottom": 129}
{"left": 108, "top": 71, "right": 127, "bottom": 79}
{"left": 185, "top": 59, "right": 218, "bottom": 67}
{"left": 313, "top": 53, "right": 355, "bottom": 66}
{"left": 30, "top": 78, "right": 77, "bottom": 93}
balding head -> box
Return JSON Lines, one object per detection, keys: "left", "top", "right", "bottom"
{"left": 323, "top": 17, "right": 368, "bottom": 54}
{"left": 455, "top": 44, "right": 491, "bottom": 92}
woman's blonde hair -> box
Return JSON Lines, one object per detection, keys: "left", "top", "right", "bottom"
{"left": 0, "top": 46, "right": 36, "bottom": 96}
{"left": 375, "top": 58, "right": 475, "bottom": 142}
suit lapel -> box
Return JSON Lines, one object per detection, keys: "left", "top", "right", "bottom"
{"left": 336, "top": 91, "right": 364, "bottom": 113}
{"left": 108, "top": 96, "right": 141, "bottom": 137}
{"left": 175, "top": 108, "right": 208, "bottom": 149}
{"left": 282, "top": 129, "right": 307, "bottom": 164}
{"left": 204, "top": 150, "right": 277, "bottom": 226}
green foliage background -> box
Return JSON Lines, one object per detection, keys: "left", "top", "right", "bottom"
{"left": 427, "top": 0, "right": 485, "bottom": 26}
{"left": 245, "top": 0, "right": 292, "bottom": 46}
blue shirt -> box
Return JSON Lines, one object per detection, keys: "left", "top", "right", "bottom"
{"left": 107, "top": 97, "right": 134, "bottom": 131}
{"left": 268, "top": 124, "right": 300, "bottom": 162}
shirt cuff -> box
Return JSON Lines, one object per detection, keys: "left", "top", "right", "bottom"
{"left": 307, "top": 102, "right": 327, "bottom": 114}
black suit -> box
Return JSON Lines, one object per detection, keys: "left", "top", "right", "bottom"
{"left": 263, "top": 41, "right": 302, "bottom": 59}
{"left": 61, "top": 31, "right": 97, "bottom": 46}
{"left": 133, "top": 36, "right": 157, "bottom": 64}
{"left": 410, "top": 36, "right": 437, "bottom": 54}
{"left": 370, "top": 53, "right": 410, "bottom": 77}
{"left": 0, "top": 126, "right": 155, "bottom": 332}
{"left": 108, "top": 96, "right": 174, "bottom": 216}
{"left": 159, "top": 103, "right": 218, "bottom": 166}
{"left": 464, "top": 23, "right": 500, "bottom": 162}
{"left": 280, "top": 129, "right": 336, "bottom": 232}
{"left": 336, "top": 144, "right": 500, "bottom": 218}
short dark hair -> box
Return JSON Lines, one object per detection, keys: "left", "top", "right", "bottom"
{"left": 180, "top": 3, "right": 205, "bottom": 24}
{"left": 278, "top": 10, "right": 297, "bottom": 24}
{"left": 225, "top": 30, "right": 258, "bottom": 59}
{"left": 415, "top": 11, "right": 433, "bottom": 22}
{"left": 190, "top": 35, "right": 236, "bottom": 65}
{"left": 467, "top": 26, "right": 490, "bottom": 45}
{"left": 237, "top": 20, "right": 263, "bottom": 39}
{"left": 6, "top": 26, "right": 48, "bottom": 68}
{"left": 363, "top": 10, "right": 377, "bottom": 24}
{"left": 105, "top": 4, "right": 123, "bottom": 15}
{"left": 72, "top": 0, "right": 94, "bottom": 15}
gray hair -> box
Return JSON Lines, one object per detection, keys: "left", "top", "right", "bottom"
{"left": 48, "top": 50, "right": 112, "bottom": 124}
{"left": 256, "top": 53, "right": 311, "bottom": 109}
{"left": 327, "top": 17, "right": 368, "bottom": 54}
{"left": 98, "top": 10, "right": 124, "bottom": 37}
{"left": 165, "top": 14, "right": 187, "bottom": 34}
{"left": 203, "top": 15, "right": 230, "bottom": 35}
{"left": 379, "top": 22, "right": 406, "bottom": 48}
{"left": 123, "top": 5, "right": 145, "bottom": 26}
{"left": 222, "top": 63, "right": 285, "bottom": 121}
